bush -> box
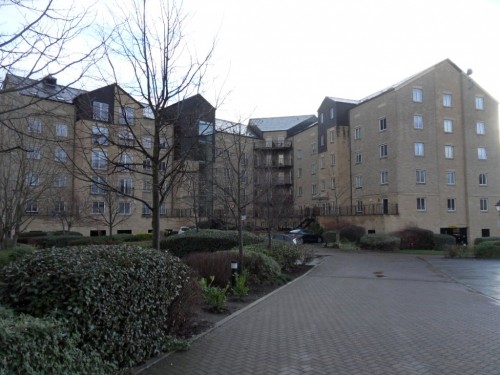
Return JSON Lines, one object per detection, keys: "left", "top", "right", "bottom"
{"left": 0, "top": 246, "right": 35, "bottom": 268}
{"left": 199, "top": 276, "right": 230, "bottom": 312}
{"left": 474, "top": 241, "right": 500, "bottom": 259}
{"left": 393, "top": 227, "right": 434, "bottom": 250}
{"left": 339, "top": 224, "right": 366, "bottom": 243}
{"left": 160, "top": 229, "right": 263, "bottom": 258}
{"left": 0, "top": 311, "right": 116, "bottom": 374}
{"left": 184, "top": 250, "right": 282, "bottom": 287}
{"left": 323, "top": 231, "right": 339, "bottom": 247}
{"left": 359, "top": 233, "right": 400, "bottom": 251}
{"left": 17, "top": 231, "right": 47, "bottom": 238}
{"left": 244, "top": 243, "right": 304, "bottom": 271}
{"left": 433, "top": 234, "right": 457, "bottom": 250}
{"left": 50, "top": 231, "right": 83, "bottom": 237}
{"left": 0, "top": 244, "right": 191, "bottom": 368}
{"left": 474, "top": 236, "right": 500, "bottom": 245}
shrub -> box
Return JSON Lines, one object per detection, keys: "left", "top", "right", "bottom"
{"left": 232, "top": 270, "right": 250, "bottom": 300}
{"left": 50, "top": 231, "right": 83, "bottom": 237}
{"left": 17, "top": 231, "right": 47, "bottom": 238}
{"left": 323, "top": 231, "right": 339, "bottom": 248}
{"left": 474, "top": 236, "right": 500, "bottom": 245}
{"left": 474, "top": 241, "right": 500, "bottom": 259}
{"left": 241, "top": 250, "right": 283, "bottom": 285}
{"left": 160, "top": 229, "right": 263, "bottom": 258}
{"left": 433, "top": 234, "right": 457, "bottom": 250}
{"left": 166, "top": 276, "right": 202, "bottom": 336}
{"left": 0, "top": 246, "right": 35, "bottom": 268}
{"left": 393, "top": 227, "right": 434, "bottom": 250}
{"left": 446, "top": 244, "right": 472, "bottom": 258}
{"left": 359, "top": 233, "right": 400, "bottom": 251}
{"left": 339, "top": 224, "right": 366, "bottom": 243}
{"left": 0, "top": 244, "right": 191, "bottom": 368}
{"left": 199, "top": 276, "right": 230, "bottom": 312}
{"left": 0, "top": 312, "right": 116, "bottom": 374}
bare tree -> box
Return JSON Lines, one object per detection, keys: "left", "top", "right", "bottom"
{"left": 74, "top": 0, "right": 217, "bottom": 249}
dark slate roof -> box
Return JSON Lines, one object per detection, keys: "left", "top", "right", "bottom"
{"left": 3, "top": 73, "right": 87, "bottom": 103}
{"left": 248, "top": 115, "right": 317, "bottom": 132}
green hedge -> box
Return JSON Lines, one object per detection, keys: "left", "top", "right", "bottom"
{"left": 160, "top": 229, "right": 263, "bottom": 258}
{"left": 0, "top": 244, "right": 190, "bottom": 368}
{"left": 0, "top": 306, "right": 116, "bottom": 374}
{"left": 433, "top": 234, "right": 457, "bottom": 250}
{"left": 359, "top": 233, "right": 400, "bottom": 251}
{"left": 393, "top": 227, "right": 434, "bottom": 250}
{"left": 474, "top": 241, "right": 500, "bottom": 258}
{"left": 17, "top": 233, "right": 152, "bottom": 249}
{"left": 243, "top": 243, "right": 303, "bottom": 271}
{"left": 339, "top": 224, "right": 366, "bottom": 243}
{"left": 474, "top": 236, "right": 500, "bottom": 245}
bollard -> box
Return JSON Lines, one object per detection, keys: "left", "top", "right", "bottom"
{"left": 231, "top": 260, "right": 238, "bottom": 286}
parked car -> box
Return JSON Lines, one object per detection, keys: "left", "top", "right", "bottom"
{"left": 289, "top": 229, "right": 323, "bottom": 243}
{"left": 178, "top": 226, "right": 193, "bottom": 234}
{"left": 272, "top": 233, "right": 303, "bottom": 245}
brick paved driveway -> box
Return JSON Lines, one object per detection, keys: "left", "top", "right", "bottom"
{"left": 143, "top": 251, "right": 500, "bottom": 374}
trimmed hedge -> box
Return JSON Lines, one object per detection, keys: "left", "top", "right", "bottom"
{"left": 359, "top": 233, "right": 400, "bottom": 251}
{"left": 0, "top": 244, "right": 191, "bottom": 368}
{"left": 393, "top": 227, "right": 434, "bottom": 250}
{"left": 243, "top": 243, "right": 304, "bottom": 271}
{"left": 17, "top": 233, "right": 152, "bottom": 249}
{"left": 474, "top": 241, "right": 500, "bottom": 258}
{"left": 339, "top": 224, "right": 366, "bottom": 243}
{"left": 474, "top": 236, "right": 500, "bottom": 246}
{"left": 160, "top": 229, "right": 263, "bottom": 258}
{"left": 433, "top": 234, "right": 457, "bottom": 250}
{"left": 0, "top": 307, "right": 116, "bottom": 374}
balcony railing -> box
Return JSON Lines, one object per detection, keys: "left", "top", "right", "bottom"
{"left": 297, "top": 203, "right": 399, "bottom": 217}
{"left": 253, "top": 140, "right": 292, "bottom": 150}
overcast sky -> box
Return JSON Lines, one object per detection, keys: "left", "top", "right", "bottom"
{"left": 183, "top": 0, "right": 500, "bottom": 122}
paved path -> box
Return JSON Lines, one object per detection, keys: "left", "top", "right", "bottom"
{"left": 143, "top": 251, "right": 500, "bottom": 374}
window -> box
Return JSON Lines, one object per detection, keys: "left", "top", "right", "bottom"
{"left": 159, "top": 138, "right": 168, "bottom": 149}
{"left": 56, "top": 123, "right": 68, "bottom": 137}
{"left": 91, "top": 150, "right": 107, "bottom": 169}
{"left": 54, "top": 147, "right": 67, "bottom": 162}
{"left": 25, "top": 200, "right": 38, "bottom": 213}
{"left": 265, "top": 138, "right": 272, "bottom": 147}
{"left": 92, "top": 126, "right": 109, "bottom": 145}
{"left": 479, "top": 173, "right": 488, "bottom": 186}
{"left": 119, "top": 153, "right": 133, "bottom": 172}
{"left": 354, "top": 127, "right": 361, "bottom": 140}
{"left": 223, "top": 168, "right": 230, "bottom": 178}
{"left": 320, "top": 134, "right": 325, "bottom": 147}
{"left": 297, "top": 186, "right": 302, "bottom": 197}
{"left": 119, "top": 178, "right": 133, "bottom": 195}
{"left": 92, "top": 201, "right": 105, "bottom": 214}
{"left": 412, "top": 88, "right": 423, "bottom": 102}
{"left": 356, "top": 200, "right": 363, "bottom": 213}
{"left": 91, "top": 176, "right": 107, "bottom": 195}
{"left": 447, "top": 198, "right": 456, "bottom": 212}
{"left": 445, "top": 171, "right": 456, "bottom": 185}
{"left": 119, "top": 106, "right": 134, "bottom": 125}
{"left": 380, "top": 170, "right": 388, "bottom": 185}
{"left": 330, "top": 107, "right": 335, "bottom": 119}
{"left": 159, "top": 161, "right": 167, "bottom": 171}
{"left": 480, "top": 198, "right": 488, "bottom": 212}
{"left": 311, "top": 163, "right": 317, "bottom": 175}
{"left": 443, "top": 119, "right": 453, "bottom": 133}
{"left": 443, "top": 93, "right": 452, "bottom": 107}
{"left": 142, "top": 203, "right": 152, "bottom": 215}
{"left": 143, "top": 158, "right": 152, "bottom": 170}
{"left": 277, "top": 136, "right": 285, "bottom": 147}
{"left": 118, "top": 202, "right": 131, "bottom": 215}
{"left": 311, "top": 142, "right": 317, "bottom": 155}
{"left": 27, "top": 118, "right": 42, "bottom": 133}
{"left": 476, "top": 121, "right": 485, "bottom": 135}
{"left": 478, "top": 147, "right": 487, "bottom": 160}
{"left": 355, "top": 152, "right": 362, "bottom": 164}
{"left": 380, "top": 144, "right": 388, "bottom": 158}
{"left": 199, "top": 120, "right": 214, "bottom": 136}
{"left": 475, "top": 96, "right": 484, "bottom": 110}
{"left": 416, "top": 170, "right": 426, "bottom": 184}
{"left": 331, "top": 177, "right": 336, "bottom": 190}
{"left": 417, "top": 197, "right": 426, "bottom": 211}
{"left": 320, "top": 156, "right": 325, "bottom": 169}
{"left": 54, "top": 174, "right": 67, "bottom": 187}
{"left": 311, "top": 183, "right": 317, "bottom": 195}
{"left": 93, "top": 101, "right": 109, "bottom": 121}
{"left": 379, "top": 117, "right": 387, "bottom": 131}
{"left": 330, "top": 153, "right": 336, "bottom": 166}
{"left": 297, "top": 149, "right": 302, "bottom": 160}
{"left": 319, "top": 113, "right": 324, "bottom": 124}
{"left": 143, "top": 179, "right": 152, "bottom": 191}
{"left": 160, "top": 204, "right": 167, "bottom": 215}
{"left": 266, "top": 154, "right": 272, "bottom": 166}
{"left": 277, "top": 154, "right": 284, "bottom": 166}
{"left": 414, "top": 142, "right": 424, "bottom": 156}
{"left": 118, "top": 130, "right": 134, "bottom": 146}
{"left": 27, "top": 145, "right": 41, "bottom": 159}
{"left": 329, "top": 130, "right": 335, "bottom": 143}
{"left": 143, "top": 137, "right": 152, "bottom": 149}
{"left": 355, "top": 175, "right": 363, "bottom": 189}
{"left": 321, "top": 179, "right": 326, "bottom": 191}
{"left": 444, "top": 145, "right": 454, "bottom": 159}
{"left": 26, "top": 172, "right": 39, "bottom": 186}
{"left": 297, "top": 168, "right": 302, "bottom": 178}
{"left": 53, "top": 201, "right": 65, "bottom": 213}
{"left": 413, "top": 115, "right": 423, "bottom": 129}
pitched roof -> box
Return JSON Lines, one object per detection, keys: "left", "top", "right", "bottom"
{"left": 248, "top": 114, "right": 317, "bottom": 132}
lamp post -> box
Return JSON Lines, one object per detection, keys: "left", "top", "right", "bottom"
{"left": 495, "top": 201, "right": 500, "bottom": 228}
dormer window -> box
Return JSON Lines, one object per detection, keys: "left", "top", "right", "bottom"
{"left": 93, "top": 101, "right": 109, "bottom": 122}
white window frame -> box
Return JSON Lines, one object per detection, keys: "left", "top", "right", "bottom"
{"left": 355, "top": 175, "right": 363, "bottom": 189}
{"left": 414, "top": 142, "right": 424, "bottom": 156}
{"left": 91, "top": 150, "right": 108, "bottom": 169}
{"left": 443, "top": 119, "right": 453, "bottom": 133}
{"left": 93, "top": 101, "right": 109, "bottom": 121}
{"left": 143, "top": 158, "right": 152, "bottom": 170}
{"left": 330, "top": 107, "right": 335, "bottom": 119}
{"left": 478, "top": 147, "right": 487, "bottom": 160}
{"left": 27, "top": 145, "right": 41, "bottom": 159}
{"left": 297, "top": 168, "right": 302, "bottom": 178}
{"left": 417, "top": 197, "right": 426, "bottom": 211}
{"left": 119, "top": 178, "right": 133, "bottom": 195}
{"left": 27, "top": 118, "right": 42, "bottom": 133}
{"left": 416, "top": 169, "right": 426, "bottom": 184}
{"left": 297, "top": 186, "right": 302, "bottom": 197}
{"left": 142, "top": 203, "right": 152, "bottom": 216}
{"left": 475, "top": 96, "right": 484, "bottom": 110}
{"left": 476, "top": 121, "right": 485, "bottom": 135}
{"left": 355, "top": 152, "right": 362, "bottom": 164}
{"left": 92, "top": 126, "right": 110, "bottom": 145}
{"left": 445, "top": 171, "right": 456, "bottom": 185}
{"left": 329, "top": 129, "right": 335, "bottom": 143}
{"left": 379, "top": 117, "right": 387, "bottom": 131}
{"left": 143, "top": 137, "right": 152, "bottom": 149}
{"left": 444, "top": 145, "right": 454, "bottom": 159}
{"left": 92, "top": 201, "right": 105, "bottom": 214}
{"left": 54, "top": 174, "right": 67, "bottom": 187}
{"left": 412, "top": 88, "right": 423, "bottom": 102}
{"left": 480, "top": 198, "right": 488, "bottom": 212}
{"left": 413, "top": 115, "right": 423, "bottom": 129}
{"left": 311, "top": 142, "right": 317, "bottom": 155}
{"left": 380, "top": 170, "right": 388, "bottom": 185}
{"left": 447, "top": 198, "right": 456, "bottom": 212}
{"left": 91, "top": 176, "right": 107, "bottom": 195}
{"left": 311, "top": 183, "right": 317, "bottom": 195}
{"left": 54, "top": 147, "right": 67, "bottom": 162}
{"left": 118, "top": 202, "right": 131, "bottom": 215}
{"left": 319, "top": 156, "right": 325, "bottom": 169}
{"left": 331, "top": 153, "right": 336, "bottom": 165}
{"left": 354, "top": 127, "right": 361, "bottom": 140}
{"left": 26, "top": 172, "right": 39, "bottom": 186}
{"left": 26, "top": 200, "right": 39, "bottom": 213}
{"left": 53, "top": 200, "right": 65, "bottom": 214}
{"left": 380, "top": 144, "right": 388, "bottom": 158}
{"left": 479, "top": 173, "right": 488, "bottom": 186}
{"left": 119, "top": 106, "right": 134, "bottom": 125}
{"left": 55, "top": 123, "right": 68, "bottom": 137}
{"left": 443, "top": 93, "right": 452, "bottom": 107}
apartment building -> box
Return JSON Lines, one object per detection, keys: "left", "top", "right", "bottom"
{"left": 0, "top": 74, "right": 215, "bottom": 236}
